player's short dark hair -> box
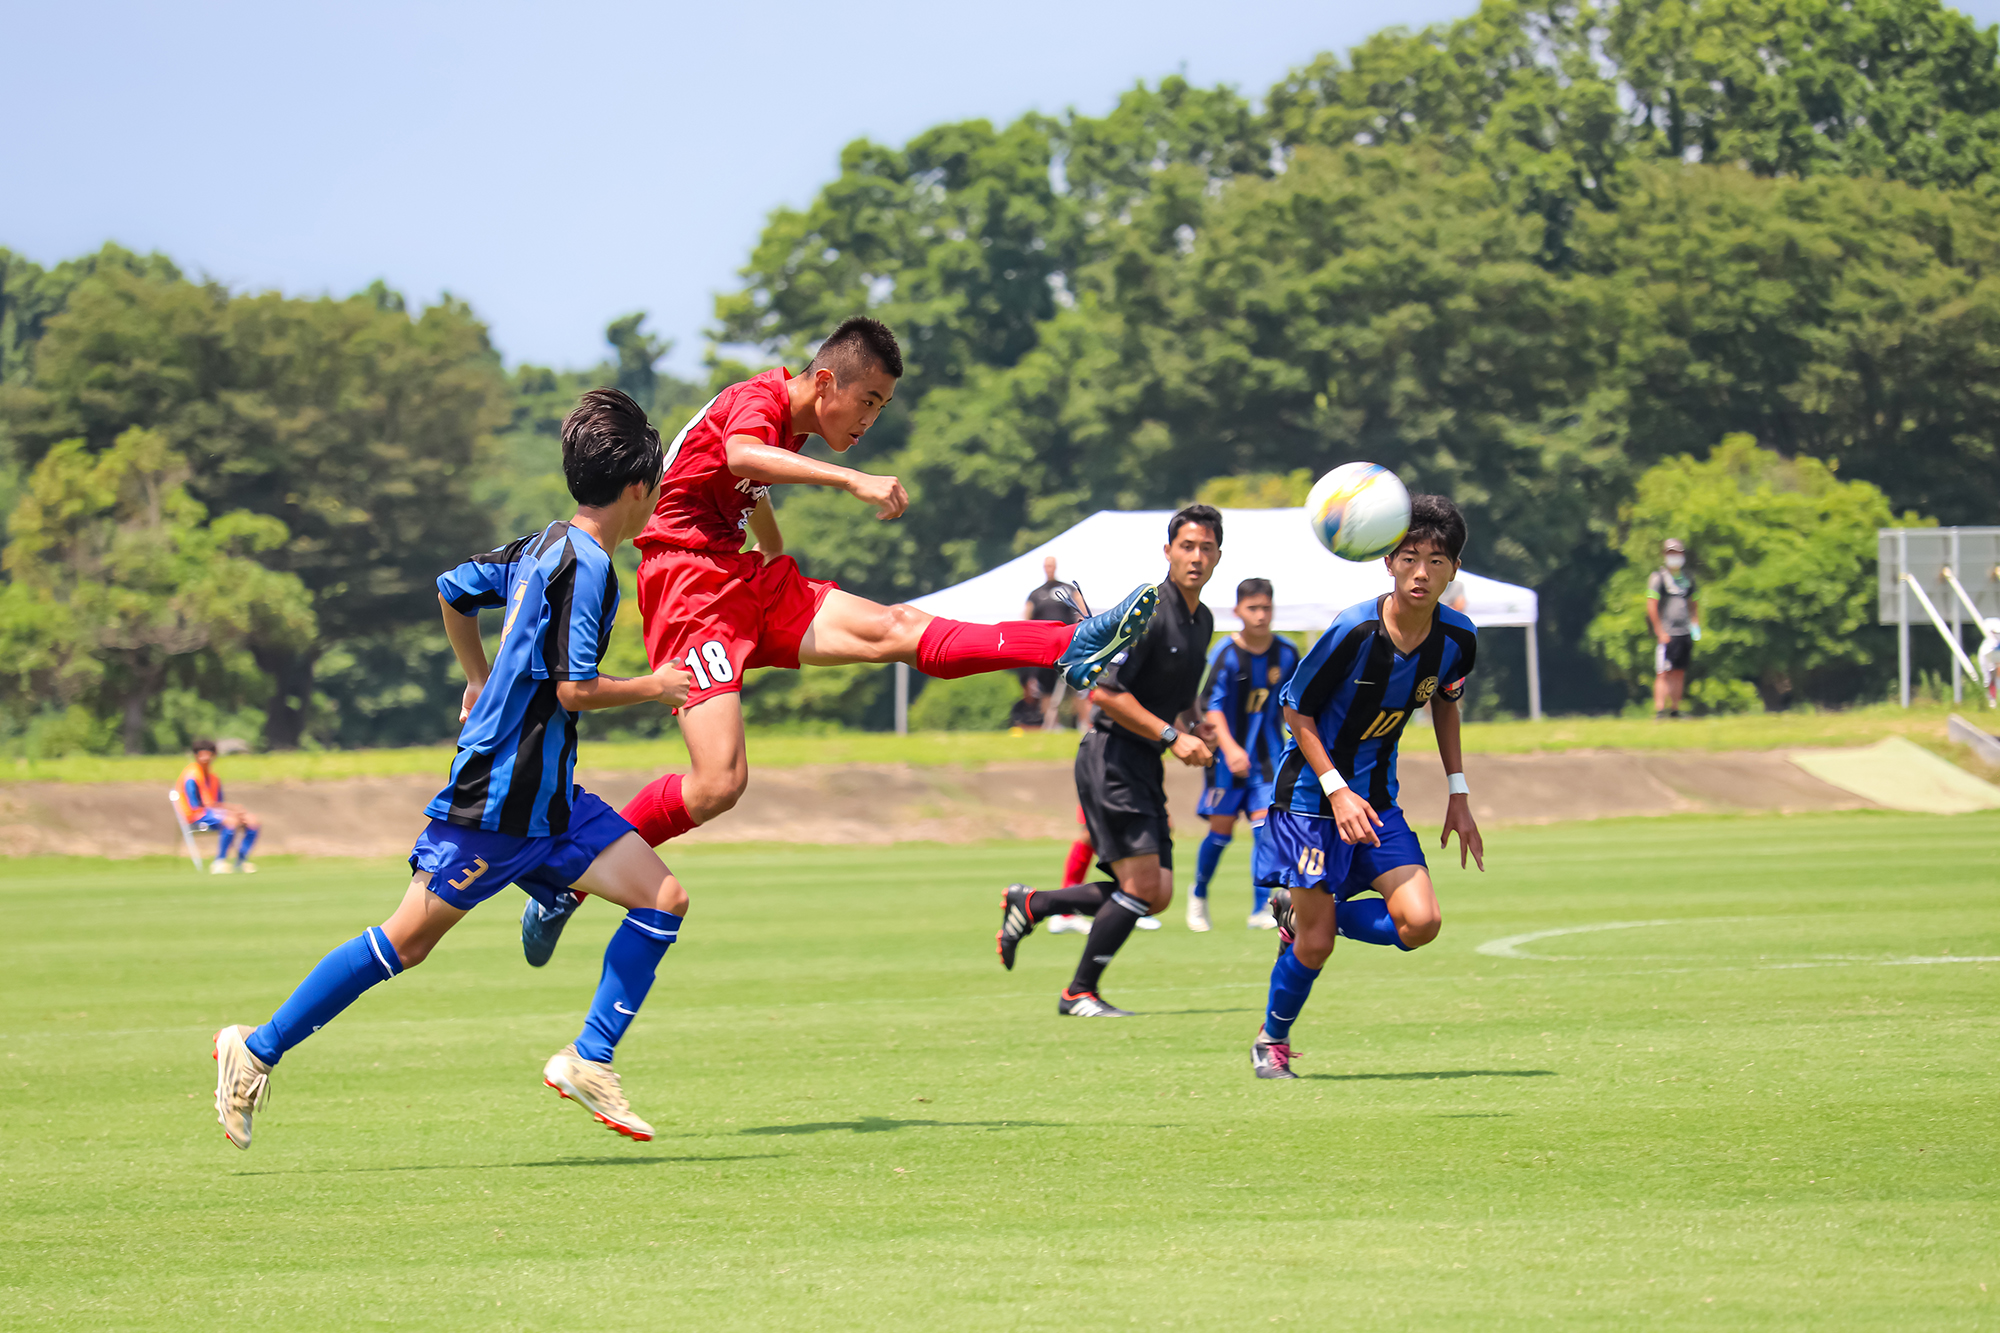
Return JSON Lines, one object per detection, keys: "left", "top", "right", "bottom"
{"left": 562, "top": 388, "right": 664, "bottom": 507}
{"left": 190, "top": 738, "right": 217, "bottom": 754}
{"left": 1169, "top": 504, "right": 1223, "bottom": 547}
{"left": 806, "top": 316, "right": 903, "bottom": 382}
{"left": 1400, "top": 494, "right": 1467, "bottom": 563}
{"left": 1236, "top": 578, "right": 1272, "bottom": 603}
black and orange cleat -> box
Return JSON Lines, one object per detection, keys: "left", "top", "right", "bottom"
{"left": 1058, "top": 989, "right": 1134, "bottom": 1018}
{"left": 996, "top": 883, "right": 1034, "bottom": 971}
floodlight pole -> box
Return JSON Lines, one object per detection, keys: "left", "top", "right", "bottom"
{"left": 1897, "top": 530, "right": 1911, "bottom": 708}
{"left": 1525, "top": 623, "right": 1542, "bottom": 722}
{"left": 894, "top": 662, "right": 909, "bottom": 736}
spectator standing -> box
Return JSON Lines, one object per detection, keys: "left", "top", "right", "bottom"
{"left": 1023, "top": 556, "right": 1085, "bottom": 729}
{"left": 1646, "top": 539, "right": 1700, "bottom": 720}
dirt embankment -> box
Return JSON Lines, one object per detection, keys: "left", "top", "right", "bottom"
{"left": 0, "top": 749, "right": 1874, "bottom": 860}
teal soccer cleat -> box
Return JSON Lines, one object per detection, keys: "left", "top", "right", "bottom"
{"left": 1055, "top": 583, "right": 1161, "bottom": 691}
{"left": 522, "top": 889, "right": 583, "bottom": 968}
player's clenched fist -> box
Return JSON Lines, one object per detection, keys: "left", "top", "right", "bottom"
{"left": 848, "top": 472, "right": 908, "bottom": 520}
{"left": 1169, "top": 732, "right": 1213, "bottom": 768}
{"left": 651, "top": 661, "right": 694, "bottom": 708}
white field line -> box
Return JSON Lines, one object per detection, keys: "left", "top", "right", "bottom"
{"left": 1477, "top": 918, "right": 2000, "bottom": 969}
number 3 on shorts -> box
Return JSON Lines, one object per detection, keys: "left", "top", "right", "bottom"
{"left": 683, "top": 640, "right": 735, "bottom": 690}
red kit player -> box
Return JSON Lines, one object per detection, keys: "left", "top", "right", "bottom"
{"left": 520, "top": 317, "right": 1160, "bottom": 963}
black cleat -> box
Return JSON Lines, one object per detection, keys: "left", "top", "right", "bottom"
{"left": 1270, "top": 887, "right": 1295, "bottom": 953}
{"left": 1058, "top": 989, "right": 1134, "bottom": 1017}
{"left": 1252, "top": 1026, "right": 1298, "bottom": 1078}
{"left": 996, "top": 884, "right": 1035, "bottom": 971}
{"left": 522, "top": 890, "right": 583, "bottom": 968}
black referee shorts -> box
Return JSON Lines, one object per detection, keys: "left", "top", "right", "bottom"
{"left": 1075, "top": 729, "right": 1173, "bottom": 877}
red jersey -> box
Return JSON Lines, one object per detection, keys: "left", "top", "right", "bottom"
{"left": 636, "top": 368, "right": 805, "bottom": 552}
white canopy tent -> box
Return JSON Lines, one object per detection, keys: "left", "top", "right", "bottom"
{"left": 896, "top": 507, "right": 1542, "bottom": 729}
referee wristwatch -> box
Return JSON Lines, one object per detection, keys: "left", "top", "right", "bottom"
{"left": 1158, "top": 723, "right": 1178, "bottom": 746}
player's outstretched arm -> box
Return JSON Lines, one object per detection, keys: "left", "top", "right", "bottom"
{"left": 1430, "top": 696, "right": 1484, "bottom": 870}
{"left": 1285, "top": 705, "right": 1381, "bottom": 848}
{"left": 440, "top": 595, "right": 490, "bottom": 723}
{"left": 555, "top": 662, "right": 693, "bottom": 713}
{"left": 725, "top": 435, "right": 908, "bottom": 520}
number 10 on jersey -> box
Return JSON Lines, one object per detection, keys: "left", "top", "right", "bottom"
{"left": 683, "top": 640, "right": 735, "bottom": 690}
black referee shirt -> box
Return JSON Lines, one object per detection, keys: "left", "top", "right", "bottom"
{"left": 1092, "top": 581, "right": 1214, "bottom": 745}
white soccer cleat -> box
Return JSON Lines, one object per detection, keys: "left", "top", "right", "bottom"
{"left": 1046, "top": 914, "right": 1089, "bottom": 935}
{"left": 209, "top": 859, "right": 234, "bottom": 875}
{"left": 212, "top": 1024, "right": 271, "bottom": 1150}
{"left": 543, "top": 1045, "right": 654, "bottom": 1141}
{"left": 1186, "top": 897, "right": 1212, "bottom": 932}
{"left": 1135, "top": 915, "right": 1161, "bottom": 931}
{"left": 1247, "top": 909, "right": 1278, "bottom": 931}
{"left": 237, "top": 861, "right": 259, "bottom": 875}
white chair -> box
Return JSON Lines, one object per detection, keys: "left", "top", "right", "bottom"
{"left": 168, "top": 789, "right": 217, "bottom": 872}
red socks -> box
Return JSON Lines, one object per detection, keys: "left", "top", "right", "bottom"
{"left": 1061, "top": 839, "right": 1094, "bottom": 888}
{"left": 620, "top": 774, "right": 698, "bottom": 846}
{"left": 915, "top": 618, "right": 1073, "bottom": 679}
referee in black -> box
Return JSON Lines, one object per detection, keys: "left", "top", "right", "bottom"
{"left": 996, "top": 504, "right": 1222, "bottom": 1016}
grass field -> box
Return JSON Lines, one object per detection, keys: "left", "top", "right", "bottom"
{"left": 6, "top": 701, "right": 1990, "bottom": 785}
{"left": 3, "top": 812, "right": 1996, "bottom": 1330}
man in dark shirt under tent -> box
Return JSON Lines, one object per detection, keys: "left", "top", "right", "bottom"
{"left": 994, "top": 505, "right": 1223, "bottom": 1017}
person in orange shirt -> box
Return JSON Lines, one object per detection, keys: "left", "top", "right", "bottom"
{"left": 175, "top": 739, "right": 262, "bottom": 874}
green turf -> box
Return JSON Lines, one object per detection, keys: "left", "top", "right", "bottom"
{"left": 3, "top": 813, "right": 1996, "bottom": 1330}
{"left": 6, "top": 702, "right": 1988, "bottom": 785}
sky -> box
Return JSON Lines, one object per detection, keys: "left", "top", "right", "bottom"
{"left": 9, "top": 0, "right": 2000, "bottom": 375}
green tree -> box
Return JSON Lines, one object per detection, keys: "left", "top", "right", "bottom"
{"left": 1585, "top": 435, "right": 1917, "bottom": 708}
{"left": 1, "top": 428, "right": 315, "bottom": 752}
{"left": 1, "top": 269, "right": 512, "bottom": 746}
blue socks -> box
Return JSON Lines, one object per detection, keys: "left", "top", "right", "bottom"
{"left": 1191, "top": 830, "right": 1231, "bottom": 899}
{"left": 246, "top": 927, "right": 402, "bottom": 1065}
{"left": 235, "top": 826, "right": 259, "bottom": 862}
{"left": 1263, "top": 945, "right": 1321, "bottom": 1041}
{"left": 574, "top": 909, "right": 681, "bottom": 1063}
{"left": 215, "top": 827, "right": 236, "bottom": 860}
{"left": 1337, "top": 897, "right": 1411, "bottom": 950}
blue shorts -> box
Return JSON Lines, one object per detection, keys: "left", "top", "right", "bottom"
{"left": 1197, "top": 772, "right": 1276, "bottom": 820}
{"left": 1253, "top": 805, "right": 1426, "bottom": 899}
{"left": 409, "top": 788, "right": 635, "bottom": 911}
{"left": 189, "top": 812, "right": 227, "bottom": 833}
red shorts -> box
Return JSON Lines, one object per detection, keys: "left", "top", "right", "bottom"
{"left": 635, "top": 547, "right": 838, "bottom": 709}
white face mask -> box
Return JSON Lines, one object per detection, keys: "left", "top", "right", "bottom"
{"left": 1665, "top": 554, "right": 1685, "bottom": 571}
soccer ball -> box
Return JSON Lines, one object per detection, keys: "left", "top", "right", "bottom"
{"left": 1305, "top": 462, "right": 1411, "bottom": 562}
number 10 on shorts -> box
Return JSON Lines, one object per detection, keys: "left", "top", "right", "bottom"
{"left": 683, "top": 640, "right": 735, "bottom": 690}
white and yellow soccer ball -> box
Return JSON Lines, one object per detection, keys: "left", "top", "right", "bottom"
{"left": 1305, "top": 462, "right": 1412, "bottom": 562}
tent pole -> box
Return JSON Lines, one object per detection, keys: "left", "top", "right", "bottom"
{"left": 1525, "top": 622, "right": 1542, "bottom": 722}
{"left": 894, "top": 662, "right": 909, "bottom": 736}
{"left": 1897, "top": 531, "right": 1910, "bottom": 708}
{"left": 1949, "top": 531, "right": 1962, "bottom": 703}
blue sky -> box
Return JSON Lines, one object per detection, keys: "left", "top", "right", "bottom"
{"left": 9, "top": 0, "right": 1999, "bottom": 374}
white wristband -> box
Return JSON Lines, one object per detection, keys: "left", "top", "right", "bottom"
{"left": 1447, "top": 772, "right": 1470, "bottom": 796}
{"left": 1318, "top": 768, "right": 1349, "bottom": 797}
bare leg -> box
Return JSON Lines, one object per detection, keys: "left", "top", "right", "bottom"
{"left": 573, "top": 832, "right": 688, "bottom": 916}
{"left": 675, "top": 693, "right": 749, "bottom": 824}
{"left": 1288, "top": 885, "right": 1338, "bottom": 968}
{"left": 379, "top": 875, "right": 469, "bottom": 968}
{"left": 1373, "top": 864, "right": 1441, "bottom": 948}
{"left": 798, "top": 589, "right": 934, "bottom": 665}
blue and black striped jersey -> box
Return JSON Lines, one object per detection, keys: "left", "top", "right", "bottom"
{"left": 1201, "top": 636, "right": 1302, "bottom": 780}
{"left": 1272, "top": 597, "right": 1477, "bottom": 816}
{"left": 426, "top": 522, "right": 620, "bottom": 838}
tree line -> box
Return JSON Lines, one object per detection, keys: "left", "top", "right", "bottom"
{"left": 4, "top": 0, "right": 1995, "bottom": 752}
